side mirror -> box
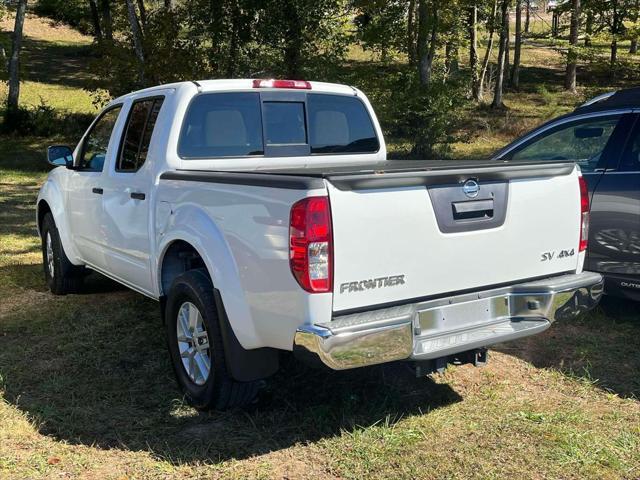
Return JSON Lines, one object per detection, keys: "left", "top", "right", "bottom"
{"left": 47, "top": 145, "right": 74, "bottom": 168}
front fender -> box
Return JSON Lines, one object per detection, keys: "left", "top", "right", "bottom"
{"left": 37, "top": 174, "right": 82, "bottom": 265}
{"left": 157, "top": 203, "right": 260, "bottom": 349}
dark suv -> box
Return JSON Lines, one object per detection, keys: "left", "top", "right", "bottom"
{"left": 493, "top": 88, "right": 640, "bottom": 301}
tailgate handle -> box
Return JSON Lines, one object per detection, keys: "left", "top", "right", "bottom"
{"left": 452, "top": 199, "right": 494, "bottom": 220}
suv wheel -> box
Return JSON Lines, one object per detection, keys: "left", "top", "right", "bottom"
{"left": 165, "top": 268, "right": 260, "bottom": 410}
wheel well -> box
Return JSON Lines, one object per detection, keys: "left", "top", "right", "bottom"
{"left": 37, "top": 200, "right": 52, "bottom": 234}
{"left": 160, "top": 240, "right": 280, "bottom": 382}
{"left": 160, "top": 240, "right": 207, "bottom": 294}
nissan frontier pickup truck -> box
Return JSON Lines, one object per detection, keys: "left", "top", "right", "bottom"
{"left": 37, "top": 79, "right": 603, "bottom": 409}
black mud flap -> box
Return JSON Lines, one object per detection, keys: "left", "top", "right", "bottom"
{"left": 213, "top": 288, "right": 279, "bottom": 382}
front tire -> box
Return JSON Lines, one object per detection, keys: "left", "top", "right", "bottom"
{"left": 41, "top": 213, "right": 84, "bottom": 295}
{"left": 165, "top": 269, "right": 260, "bottom": 410}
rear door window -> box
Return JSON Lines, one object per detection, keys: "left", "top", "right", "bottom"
{"left": 619, "top": 115, "right": 640, "bottom": 172}
{"left": 117, "top": 97, "right": 164, "bottom": 172}
{"left": 505, "top": 115, "right": 622, "bottom": 172}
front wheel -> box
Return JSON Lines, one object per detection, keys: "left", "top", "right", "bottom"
{"left": 41, "top": 213, "right": 84, "bottom": 295}
{"left": 165, "top": 269, "right": 260, "bottom": 410}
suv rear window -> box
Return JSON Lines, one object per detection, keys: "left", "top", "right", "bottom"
{"left": 178, "top": 92, "right": 379, "bottom": 159}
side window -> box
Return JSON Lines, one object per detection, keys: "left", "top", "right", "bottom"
{"left": 507, "top": 115, "right": 622, "bottom": 172}
{"left": 619, "top": 117, "right": 640, "bottom": 172}
{"left": 78, "top": 106, "right": 122, "bottom": 172}
{"left": 117, "top": 97, "right": 164, "bottom": 172}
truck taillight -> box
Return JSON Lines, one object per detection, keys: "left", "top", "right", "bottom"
{"left": 252, "top": 79, "right": 312, "bottom": 90}
{"left": 289, "top": 196, "right": 332, "bottom": 293}
{"left": 579, "top": 175, "right": 589, "bottom": 252}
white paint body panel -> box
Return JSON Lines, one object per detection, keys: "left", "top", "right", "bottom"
{"left": 36, "top": 79, "right": 585, "bottom": 353}
{"left": 329, "top": 170, "right": 583, "bottom": 312}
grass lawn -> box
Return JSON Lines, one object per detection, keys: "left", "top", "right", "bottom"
{"left": 0, "top": 10, "right": 639, "bottom": 480}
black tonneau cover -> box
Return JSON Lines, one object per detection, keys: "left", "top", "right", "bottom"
{"left": 160, "top": 160, "right": 575, "bottom": 191}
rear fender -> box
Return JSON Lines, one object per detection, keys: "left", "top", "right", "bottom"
{"left": 157, "top": 204, "right": 259, "bottom": 349}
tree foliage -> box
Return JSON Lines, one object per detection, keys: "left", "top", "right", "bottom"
{"left": 12, "top": 0, "right": 640, "bottom": 152}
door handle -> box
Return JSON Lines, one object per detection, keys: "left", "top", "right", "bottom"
{"left": 453, "top": 199, "right": 494, "bottom": 220}
{"left": 92, "top": 187, "right": 103, "bottom": 195}
{"left": 130, "top": 192, "right": 146, "bottom": 200}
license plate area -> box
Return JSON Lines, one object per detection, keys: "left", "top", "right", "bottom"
{"left": 417, "top": 296, "right": 510, "bottom": 337}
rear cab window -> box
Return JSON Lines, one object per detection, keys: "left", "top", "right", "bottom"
{"left": 178, "top": 91, "right": 379, "bottom": 159}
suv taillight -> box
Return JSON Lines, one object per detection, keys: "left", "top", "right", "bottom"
{"left": 289, "top": 196, "right": 333, "bottom": 293}
{"left": 579, "top": 175, "right": 590, "bottom": 252}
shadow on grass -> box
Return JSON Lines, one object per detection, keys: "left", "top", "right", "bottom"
{"left": 0, "top": 264, "right": 461, "bottom": 464}
{"left": 0, "top": 34, "right": 95, "bottom": 90}
{"left": 496, "top": 296, "right": 640, "bottom": 399}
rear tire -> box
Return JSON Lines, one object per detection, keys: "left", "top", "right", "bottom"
{"left": 41, "top": 213, "right": 84, "bottom": 295}
{"left": 165, "top": 268, "right": 260, "bottom": 410}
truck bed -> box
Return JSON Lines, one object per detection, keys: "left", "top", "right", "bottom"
{"left": 160, "top": 159, "right": 583, "bottom": 313}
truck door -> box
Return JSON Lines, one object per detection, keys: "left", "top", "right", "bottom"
{"left": 67, "top": 105, "right": 123, "bottom": 269}
{"left": 588, "top": 113, "right": 640, "bottom": 298}
{"left": 101, "top": 96, "right": 165, "bottom": 296}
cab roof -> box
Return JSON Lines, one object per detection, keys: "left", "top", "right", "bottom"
{"left": 110, "top": 79, "right": 358, "bottom": 105}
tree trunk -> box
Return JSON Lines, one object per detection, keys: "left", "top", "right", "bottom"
{"left": 584, "top": 10, "right": 592, "bottom": 46}
{"left": 209, "top": 0, "right": 224, "bottom": 73}
{"left": 408, "top": 0, "right": 417, "bottom": 65}
{"left": 100, "top": 0, "right": 113, "bottom": 43}
{"left": 503, "top": 7, "right": 511, "bottom": 83}
{"left": 136, "top": 0, "right": 147, "bottom": 30}
{"left": 88, "top": 0, "right": 103, "bottom": 42}
{"left": 511, "top": 0, "right": 522, "bottom": 88}
{"left": 125, "top": 0, "right": 146, "bottom": 84}
{"left": 565, "top": 0, "right": 580, "bottom": 92}
{"left": 610, "top": 39, "right": 618, "bottom": 79}
{"left": 444, "top": 42, "right": 459, "bottom": 80}
{"left": 479, "top": 0, "right": 498, "bottom": 100}
{"left": 610, "top": 0, "right": 620, "bottom": 79}
{"left": 492, "top": 0, "right": 509, "bottom": 108}
{"left": 284, "top": 2, "right": 302, "bottom": 78}
{"left": 524, "top": 0, "right": 530, "bottom": 33}
{"left": 226, "top": 3, "right": 241, "bottom": 78}
{"left": 7, "top": 0, "right": 28, "bottom": 120}
{"left": 551, "top": 11, "right": 559, "bottom": 37}
{"left": 417, "top": 0, "right": 438, "bottom": 86}
{"left": 470, "top": 4, "right": 481, "bottom": 100}
{"left": 630, "top": 0, "right": 639, "bottom": 53}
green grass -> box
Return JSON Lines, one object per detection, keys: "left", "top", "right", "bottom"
{"left": 1, "top": 10, "right": 640, "bottom": 480}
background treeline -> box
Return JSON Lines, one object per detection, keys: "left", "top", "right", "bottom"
{"left": 4, "top": 0, "right": 640, "bottom": 156}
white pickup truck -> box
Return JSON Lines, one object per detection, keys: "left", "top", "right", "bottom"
{"left": 37, "top": 79, "right": 603, "bottom": 409}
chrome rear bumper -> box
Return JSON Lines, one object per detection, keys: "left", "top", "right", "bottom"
{"left": 293, "top": 272, "right": 603, "bottom": 370}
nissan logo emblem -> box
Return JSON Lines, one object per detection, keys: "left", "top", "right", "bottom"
{"left": 463, "top": 179, "right": 479, "bottom": 198}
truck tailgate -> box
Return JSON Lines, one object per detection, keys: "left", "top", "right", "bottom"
{"left": 326, "top": 162, "right": 582, "bottom": 312}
